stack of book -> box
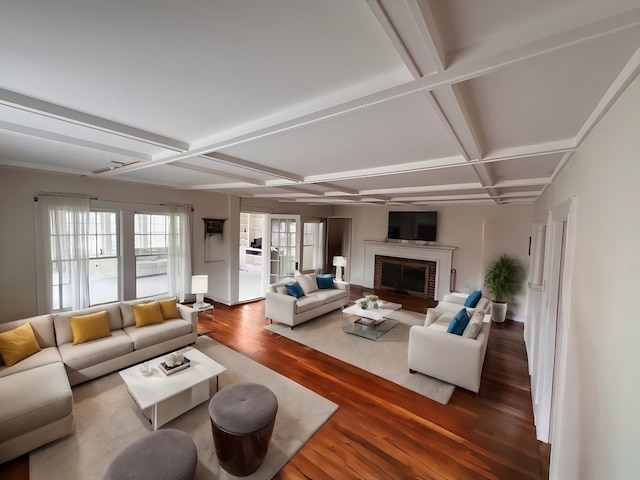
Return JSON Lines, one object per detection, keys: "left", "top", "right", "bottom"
{"left": 159, "top": 357, "right": 191, "bottom": 376}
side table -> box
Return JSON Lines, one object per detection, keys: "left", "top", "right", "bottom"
{"left": 191, "top": 303, "right": 214, "bottom": 336}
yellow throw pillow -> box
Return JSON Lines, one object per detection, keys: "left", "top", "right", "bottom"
{"left": 133, "top": 301, "right": 165, "bottom": 328}
{"left": 159, "top": 298, "right": 181, "bottom": 320}
{"left": 70, "top": 310, "right": 112, "bottom": 345}
{"left": 0, "top": 322, "right": 42, "bottom": 367}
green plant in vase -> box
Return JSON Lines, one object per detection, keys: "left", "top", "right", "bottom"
{"left": 484, "top": 254, "right": 525, "bottom": 322}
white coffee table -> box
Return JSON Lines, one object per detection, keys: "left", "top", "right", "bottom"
{"left": 342, "top": 300, "right": 402, "bottom": 340}
{"left": 119, "top": 348, "right": 226, "bottom": 430}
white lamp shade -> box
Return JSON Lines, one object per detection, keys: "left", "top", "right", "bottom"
{"left": 191, "top": 275, "right": 209, "bottom": 294}
{"left": 332, "top": 256, "right": 346, "bottom": 267}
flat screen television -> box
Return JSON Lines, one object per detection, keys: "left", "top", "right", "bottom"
{"left": 387, "top": 211, "right": 437, "bottom": 242}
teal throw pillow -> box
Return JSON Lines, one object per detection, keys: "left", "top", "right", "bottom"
{"left": 447, "top": 308, "right": 470, "bottom": 335}
{"left": 464, "top": 290, "right": 482, "bottom": 308}
{"left": 285, "top": 282, "right": 305, "bottom": 298}
{"left": 316, "top": 274, "right": 335, "bottom": 289}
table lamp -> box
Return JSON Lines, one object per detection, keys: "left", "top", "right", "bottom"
{"left": 332, "top": 256, "right": 346, "bottom": 282}
{"left": 191, "top": 275, "right": 210, "bottom": 309}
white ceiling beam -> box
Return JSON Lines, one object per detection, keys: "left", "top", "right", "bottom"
{"left": 493, "top": 177, "right": 551, "bottom": 188}
{"left": 406, "top": 0, "right": 446, "bottom": 72}
{"left": 170, "top": 160, "right": 266, "bottom": 186}
{"left": 0, "top": 122, "right": 152, "bottom": 161}
{"left": 367, "top": 0, "right": 422, "bottom": 78}
{"left": 364, "top": 182, "right": 483, "bottom": 196}
{"left": 203, "top": 152, "right": 305, "bottom": 182}
{"left": 574, "top": 46, "right": 640, "bottom": 147}
{"left": 0, "top": 89, "right": 188, "bottom": 152}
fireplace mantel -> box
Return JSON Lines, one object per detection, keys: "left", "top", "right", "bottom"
{"left": 363, "top": 241, "right": 456, "bottom": 301}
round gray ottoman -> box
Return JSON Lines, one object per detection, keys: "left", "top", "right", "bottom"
{"left": 209, "top": 382, "right": 278, "bottom": 476}
{"left": 103, "top": 429, "right": 197, "bottom": 480}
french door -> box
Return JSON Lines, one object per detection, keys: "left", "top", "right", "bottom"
{"left": 269, "top": 215, "right": 299, "bottom": 284}
{"left": 268, "top": 215, "right": 326, "bottom": 283}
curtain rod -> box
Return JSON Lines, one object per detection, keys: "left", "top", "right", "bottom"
{"left": 34, "top": 192, "right": 97, "bottom": 201}
{"left": 162, "top": 203, "right": 194, "bottom": 212}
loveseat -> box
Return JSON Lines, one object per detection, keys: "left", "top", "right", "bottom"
{"left": 407, "top": 291, "right": 492, "bottom": 393}
{"left": 265, "top": 273, "right": 349, "bottom": 329}
{"left": 0, "top": 296, "right": 198, "bottom": 464}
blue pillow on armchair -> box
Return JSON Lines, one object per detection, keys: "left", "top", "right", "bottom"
{"left": 447, "top": 308, "right": 470, "bottom": 335}
{"left": 464, "top": 290, "right": 482, "bottom": 308}
{"left": 316, "top": 274, "right": 335, "bottom": 289}
{"left": 285, "top": 282, "right": 305, "bottom": 298}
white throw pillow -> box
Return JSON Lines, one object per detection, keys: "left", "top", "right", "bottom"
{"left": 296, "top": 274, "right": 319, "bottom": 295}
{"left": 462, "top": 312, "right": 484, "bottom": 339}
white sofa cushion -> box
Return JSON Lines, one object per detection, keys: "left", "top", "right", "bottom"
{"left": 0, "top": 347, "right": 62, "bottom": 378}
{"left": 294, "top": 295, "right": 325, "bottom": 314}
{"left": 124, "top": 318, "right": 193, "bottom": 350}
{"left": 0, "top": 362, "right": 72, "bottom": 444}
{"left": 296, "top": 273, "right": 319, "bottom": 295}
{"left": 57, "top": 330, "right": 133, "bottom": 371}
{"left": 463, "top": 312, "right": 485, "bottom": 339}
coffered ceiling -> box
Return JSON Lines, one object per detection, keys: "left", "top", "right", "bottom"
{"left": 1, "top": 0, "right": 639, "bottom": 206}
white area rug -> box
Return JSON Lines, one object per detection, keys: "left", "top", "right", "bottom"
{"left": 265, "top": 309, "right": 456, "bottom": 405}
{"left": 30, "top": 336, "right": 338, "bottom": 480}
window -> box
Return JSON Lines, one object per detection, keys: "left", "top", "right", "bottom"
{"left": 36, "top": 197, "right": 191, "bottom": 313}
{"left": 88, "top": 211, "right": 119, "bottom": 305}
{"left": 134, "top": 213, "right": 169, "bottom": 297}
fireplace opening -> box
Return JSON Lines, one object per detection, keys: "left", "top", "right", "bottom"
{"left": 374, "top": 255, "right": 436, "bottom": 299}
{"left": 381, "top": 263, "right": 425, "bottom": 294}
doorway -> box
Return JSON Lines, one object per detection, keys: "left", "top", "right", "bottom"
{"left": 326, "top": 217, "right": 352, "bottom": 281}
{"left": 238, "top": 212, "right": 267, "bottom": 302}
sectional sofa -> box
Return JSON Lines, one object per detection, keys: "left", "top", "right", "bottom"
{"left": 0, "top": 296, "right": 198, "bottom": 464}
{"left": 265, "top": 273, "right": 350, "bottom": 328}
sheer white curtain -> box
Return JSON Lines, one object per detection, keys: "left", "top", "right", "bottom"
{"left": 167, "top": 204, "right": 192, "bottom": 302}
{"left": 35, "top": 194, "right": 91, "bottom": 313}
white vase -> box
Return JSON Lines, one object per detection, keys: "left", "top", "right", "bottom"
{"left": 491, "top": 302, "right": 508, "bottom": 323}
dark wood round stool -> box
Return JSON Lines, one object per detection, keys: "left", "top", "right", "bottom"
{"left": 208, "top": 382, "right": 278, "bottom": 477}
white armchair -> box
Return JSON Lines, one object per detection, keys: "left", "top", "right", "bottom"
{"left": 408, "top": 308, "right": 491, "bottom": 393}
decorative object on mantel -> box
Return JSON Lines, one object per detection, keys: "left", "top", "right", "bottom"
{"left": 484, "top": 254, "right": 525, "bottom": 323}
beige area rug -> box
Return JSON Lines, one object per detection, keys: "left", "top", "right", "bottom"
{"left": 265, "top": 309, "right": 456, "bottom": 405}
{"left": 30, "top": 336, "right": 338, "bottom": 480}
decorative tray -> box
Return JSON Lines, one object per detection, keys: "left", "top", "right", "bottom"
{"left": 159, "top": 357, "right": 191, "bottom": 376}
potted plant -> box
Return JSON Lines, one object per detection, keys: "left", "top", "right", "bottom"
{"left": 484, "top": 254, "right": 524, "bottom": 323}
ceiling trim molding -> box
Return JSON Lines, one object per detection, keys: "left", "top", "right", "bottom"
{"left": 0, "top": 89, "right": 188, "bottom": 152}
{"left": 0, "top": 122, "right": 152, "bottom": 161}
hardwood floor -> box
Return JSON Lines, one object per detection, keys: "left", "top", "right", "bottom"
{"left": 1, "top": 294, "right": 546, "bottom": 480}
{"left": 210, "top": 296, "right": 545, "bottom": 479}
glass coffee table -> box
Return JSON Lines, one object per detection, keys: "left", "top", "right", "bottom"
{"left": 342, "top": 300, "right": 402, "bottom": 341}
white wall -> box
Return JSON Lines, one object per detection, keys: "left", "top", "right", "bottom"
{"left": 532, "top": 77, "right": 640, "bottom": 479}
{"left": 335, "top": 203, "right": 532, "bottom": 320}
{"left": 0, "top": 168, "right": 233, "bottom": 321}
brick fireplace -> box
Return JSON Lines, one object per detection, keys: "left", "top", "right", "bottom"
{"left": 374, "top": 255, "right": 436, "bottom": 299}
{"left": 363, "top": 241, "right": 456, "bottom": 301}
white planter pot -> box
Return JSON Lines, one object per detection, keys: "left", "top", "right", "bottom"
{"left": 491, "top": 302, "right": 508, "bottom": 323}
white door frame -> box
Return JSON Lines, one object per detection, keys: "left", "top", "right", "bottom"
{"left": 534, "top": 197, "right": 577, "bottom": 451}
